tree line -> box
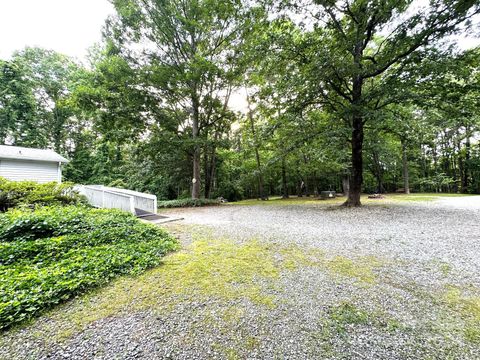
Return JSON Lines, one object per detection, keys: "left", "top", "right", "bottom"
{"left": 1, "top": 0, "right": 479, "bottom": 206}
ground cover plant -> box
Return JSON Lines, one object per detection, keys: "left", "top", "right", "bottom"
{"left": 0, "top": 206, "right": 177, "bottom": 329}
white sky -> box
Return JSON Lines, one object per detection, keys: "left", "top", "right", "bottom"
{"left": 0, "top": 0, "right": 115, "bottom": 61}
{"left": 2, "top": 0, "right": 478, "bottom": 61}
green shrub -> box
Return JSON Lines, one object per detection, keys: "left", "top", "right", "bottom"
{"left": 157, "top": 198, "right": 221, "bottom": 208}
{"left": 0, "top": 206, "right": 137, "bottom": 242}
{"left": 0, "top": 206, "right": 177, "bottom": 329}
{"left": 0, "top": 177, "right": 86, "bottom": 212}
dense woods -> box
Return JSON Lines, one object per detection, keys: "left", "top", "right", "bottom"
{"left": 1, "top": 0, "right": 480, "bottom": 206}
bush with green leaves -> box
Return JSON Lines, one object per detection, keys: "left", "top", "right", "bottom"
{"left": 157, "top": 198, "right": 221, "bottom": 208}
{"left": 0, "top": 206, "right": 177, "bottom": 329}
{"left": 0, "top": 177, "right": 86, "bottom": 212}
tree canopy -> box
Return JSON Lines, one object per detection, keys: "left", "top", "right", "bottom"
{"left": 1, "top": 0, "right": 480, "bottom": 204}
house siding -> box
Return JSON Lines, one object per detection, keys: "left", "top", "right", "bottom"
{"left": 0, "top": 159, "right": 61, "bottom": 183}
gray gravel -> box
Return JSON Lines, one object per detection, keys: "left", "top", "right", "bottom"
{"left": 1, "top": 196, "right": 480, "bottom": 359}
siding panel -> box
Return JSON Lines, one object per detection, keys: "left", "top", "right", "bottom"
{"left": 0, "top": 160, "right": 60, "bottom": 183}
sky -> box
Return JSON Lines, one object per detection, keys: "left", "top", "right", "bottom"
{"left": 2, "top": 0, "right": 479, "bottom": 61}
{"left": 0, "top": 0, "right": 115, "bottom": 60}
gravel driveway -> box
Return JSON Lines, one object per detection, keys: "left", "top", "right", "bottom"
{"left": 1, "top": 196, "right": 480, "bottom": 359}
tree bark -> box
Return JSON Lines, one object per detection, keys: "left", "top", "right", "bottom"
{"left": 191, "top": 93, "right": 201, "bottom": 199}
{"left": 343, "top": 71, "right": 363, "bottom": 207}
{"left": 246, "top": 93, "right": 266, "bottom": 200}
{"left": 402, "top": 140, "right": 410, "bottom": 194}
{"left": 345, "top": 118, "right": 363, "bottom": 206}
{"left": 204, "top": 133, "right": 218, "bottom": 199}
{"left": 282, "top": 157, "right": 289, "bottom": 199}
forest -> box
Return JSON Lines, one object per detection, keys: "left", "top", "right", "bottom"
{"left": 1, "top": 0, "right": 479, "bottom": 206}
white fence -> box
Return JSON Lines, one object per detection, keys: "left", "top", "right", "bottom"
{"left": 77, "top": 185, "right": 157, "bottom": 215}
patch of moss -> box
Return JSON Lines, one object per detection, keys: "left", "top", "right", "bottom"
{"left": 2, "top": 226, "right": 387, "bottom": 346}
{"left": 444, "top": 285, "right": 480, "bottom": 343}
{"left": 279, "top": 245, "right": 324, "bottom": 270}
{"left": 225, "top": 347, "right": 240, "bottom": 360}
{"left": 385, "top": 318, "right": 404, "bottom": 333}
{"left": 10, "top": 237, "right": 283, "bottom": 342}
{"left": 220, "top": 306, "right": 246, "bottom": 324}
{"left": 322, "top": 302, "right": 409, "bottom": 341}
{"left": 439, "top": 262, "right": 452, "bottom": 276}
{"left": 309, "top": 325, "right": 337, "bottom": 357}
{"left": 325, "top": 255, "right": 382, "bottom": 284}
{"left": 245, "top": 335, "right": 261, "bottom": 351}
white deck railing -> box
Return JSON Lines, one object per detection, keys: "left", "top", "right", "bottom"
{"left": 77, "top": 185, "right": 157, "bottom": 215}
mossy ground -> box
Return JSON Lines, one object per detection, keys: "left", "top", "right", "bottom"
{"left": 444, "top": 285, "right": 480, "bottom": 343}
{"left": 1, "top": 222, "right": 478, "bottom": 358}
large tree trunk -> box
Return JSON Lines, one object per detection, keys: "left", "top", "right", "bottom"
{"left": 204, "top": 148, "right": 211, "bottom": 199}
{"left": 402, "top": 140, "right": 410, "bottom": 194}
{"left": 344, "top": 73, "right": 363, "bottom": 207}
{"left": 191, "top": 94, "right": 201, "bottom": 199}
{"left": 344, "top": 117, "right": 363, "bottom": 206}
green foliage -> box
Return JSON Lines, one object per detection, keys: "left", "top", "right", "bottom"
{"left": 2, "top": 4, "right": 480, "bottom": 203}
{"left": 0, "top": 59, "right": 38, "bottom": 145}
{"left": 157, "top": 198, "right": 221, "bottom": 208}
{"left": 0, "top": 206, "right": 177, "bottom": 329}
{"left": 0, "top": 177, "right": 85, "bottom": 212}
{"left": 416, "top": 174, "right": 456, "bottom": 193}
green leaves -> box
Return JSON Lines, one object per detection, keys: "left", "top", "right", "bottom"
{"left": 0, "top": 177, "right": 85, "bottom": 212}
{"left": 0, "top": 206, "right": 177, "bottom": 329}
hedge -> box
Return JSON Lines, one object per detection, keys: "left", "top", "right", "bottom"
{"left": 0, "top": 177, "right": 85, "bottom": 212}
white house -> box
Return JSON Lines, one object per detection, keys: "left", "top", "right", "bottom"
{"left": 0, "top": 145, "right": 69, "bottom": 183}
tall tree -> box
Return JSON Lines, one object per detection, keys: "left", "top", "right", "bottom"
{"left": 109, "top": 0, "right": 249, "bottom": 198}
{"left": 0, "top": 60, "right": 38, "bottom": 145}
{"left": 278, "top": 0, "right": 480, "bottom": 205}
{"left": 12, "top": 48, "right": 81, "bottom": 152}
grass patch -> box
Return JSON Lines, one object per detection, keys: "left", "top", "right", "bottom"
{"left": 0, "top": 206, "right": 177, "bottom": 329}
{"left": 387, "top": 193, "right": 474, "bottom": 202}
{"left": 20, "top": 237, "right": 283, "bottom": 339}
{"left": 231, "top": 193, "right": 476, "bottom": 206}
{"left": 325, "top": 301, "right": 407, "bottom": 338}
{"left": 230, "top": 196, "right": 343, "bottom": 206}
{"left": 329, "top": 302, "right": 370, "bottom": 332}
